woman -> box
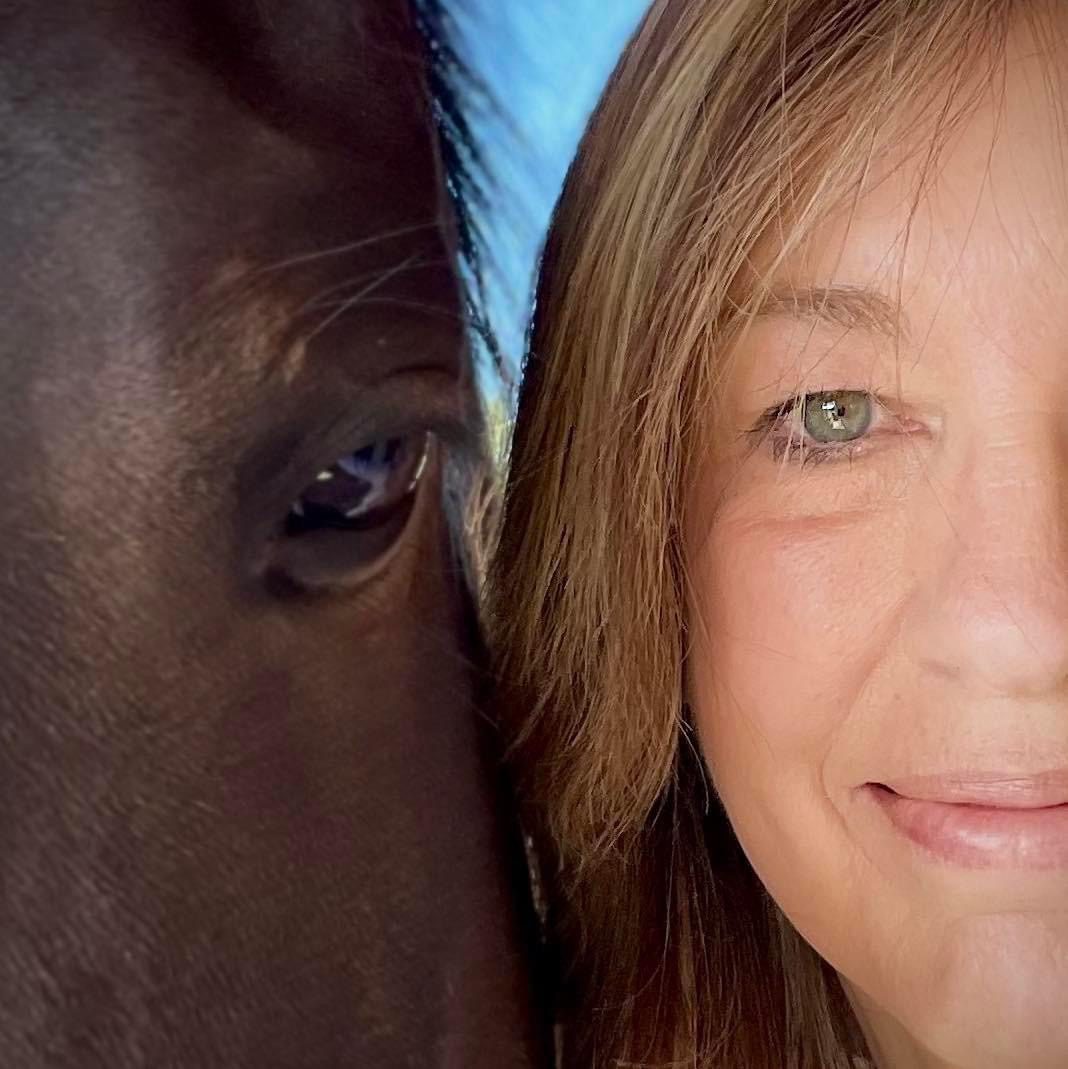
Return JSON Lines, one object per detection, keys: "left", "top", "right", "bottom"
{"left": 491, "top": 1, "right": 1068, "bottom": 1066}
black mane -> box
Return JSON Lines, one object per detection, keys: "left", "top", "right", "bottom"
{"left": 412, "top": 0, "right": 502, "bottom": 372}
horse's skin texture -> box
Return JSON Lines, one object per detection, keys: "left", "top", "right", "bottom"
{"left": 0, "top": 2, "right": 546, "bottom": 1066}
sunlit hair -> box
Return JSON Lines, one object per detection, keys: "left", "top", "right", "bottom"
{"left": 489, "top": 1, "right": 1041, "bottom": 1065}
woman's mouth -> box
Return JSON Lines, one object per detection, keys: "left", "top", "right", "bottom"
{"left": 866, "top": 774, "right": 1068, "bottom": 869}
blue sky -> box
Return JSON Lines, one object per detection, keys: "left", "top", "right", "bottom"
{"left": 457, "top": 2, "right": 648, "bottom": 385}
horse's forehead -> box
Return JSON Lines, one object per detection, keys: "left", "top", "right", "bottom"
{"left": 2, "top": 0, "right": 440, "bottom": 182}
{"left": 0, "top": 0, "right": 459, "bottom": 391}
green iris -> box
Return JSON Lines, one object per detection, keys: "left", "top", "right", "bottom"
{"left": 802, "top": 391, "right": 873, "bottom": 443}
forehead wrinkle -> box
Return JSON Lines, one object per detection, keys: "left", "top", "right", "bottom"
{"left": 754, "top": 284, "right": 909, "bottom": 343}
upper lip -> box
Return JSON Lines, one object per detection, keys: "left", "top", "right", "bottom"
{"left": 872, "top": 771, "right": 1068, "bottom": 809}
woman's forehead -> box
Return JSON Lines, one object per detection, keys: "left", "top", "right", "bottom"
{"left": 749, "top": 25, "right": 1068, "bottom": 347}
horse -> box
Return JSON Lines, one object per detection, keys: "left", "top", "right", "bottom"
{"left": 0, "top": 1, "right": 546, "bottom": 1064}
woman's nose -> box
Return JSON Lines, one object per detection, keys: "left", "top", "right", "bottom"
{"left": 907, "top": 420, "right": 1068, "bottom": 699}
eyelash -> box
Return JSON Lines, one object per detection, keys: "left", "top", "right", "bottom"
{"left": 750, "top": 392, "right": 881, "bottom": 468}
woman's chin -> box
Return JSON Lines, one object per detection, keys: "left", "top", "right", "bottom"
{"left": 840, "top": 913, "right": 1068, "bottom": 1069}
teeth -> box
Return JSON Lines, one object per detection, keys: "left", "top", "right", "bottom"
{"left": 337, "top": 456, "right": 362, "bottom": 478}
{"left": 291, "top": 501, "right": 305, "bottom": 517}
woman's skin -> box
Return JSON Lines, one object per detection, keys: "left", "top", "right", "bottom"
{"left": 687, "top": 16, "right": 1068, "bottom": 1069}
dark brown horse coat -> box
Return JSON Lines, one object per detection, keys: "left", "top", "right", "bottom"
{"left": 0, "top": 1, "right": 546, "bottom": 1065}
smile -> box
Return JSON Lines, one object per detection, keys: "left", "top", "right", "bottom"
{"left": 866, "top": 776, "right": 1068, "bottom": 870}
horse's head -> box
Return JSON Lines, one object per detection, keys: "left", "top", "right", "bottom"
{"left": 0, "top": 1, "right": 543, "bottom": 1064}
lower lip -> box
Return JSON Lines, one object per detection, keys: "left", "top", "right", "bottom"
{"left": 869, "top": 786, "right": 1068, "bottom": 869}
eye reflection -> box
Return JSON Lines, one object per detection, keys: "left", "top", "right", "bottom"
{"left": 286, "top": 433, "right": 430, "bottom": 534}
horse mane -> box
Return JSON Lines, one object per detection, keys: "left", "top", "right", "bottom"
{"left": 410, "top": 0, "right": 505, "bottom": 603}
{"left": 412, "top": 0, "right": 502, "bottom": 375}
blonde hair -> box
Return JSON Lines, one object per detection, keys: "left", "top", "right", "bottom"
{"left": 490, "top": 1, "right": 1033, "bottom": 1066}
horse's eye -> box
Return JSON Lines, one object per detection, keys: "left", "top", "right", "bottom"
{"left": 286, "top": 433, "right": 429, "bottom": 535}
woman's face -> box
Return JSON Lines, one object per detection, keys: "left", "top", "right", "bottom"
{"left": 687, "top": 25, "right": 1068, "bottom": 1069}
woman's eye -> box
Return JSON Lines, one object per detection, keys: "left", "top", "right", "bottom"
{"left": 760, "top": 389, "right": 877, "bottom": 465}
{"left": 799, "top": 390, "right": 873, "bottom": 443}
{"left": 286, "top": 432, "right": 430, "bottom": 534}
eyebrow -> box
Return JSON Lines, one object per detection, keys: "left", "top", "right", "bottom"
{"left": 752, "top": 284, "right": 908, "bottom": 341}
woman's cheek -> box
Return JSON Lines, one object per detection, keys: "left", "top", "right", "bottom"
{"left": 692, "top": 506, "right": 895, "bottom": 755}
{"left": 691, "top": 494, "right": 909, "bottom": 835}
{"left": 687, "top": 501, "right": 908, "bottom": 935}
